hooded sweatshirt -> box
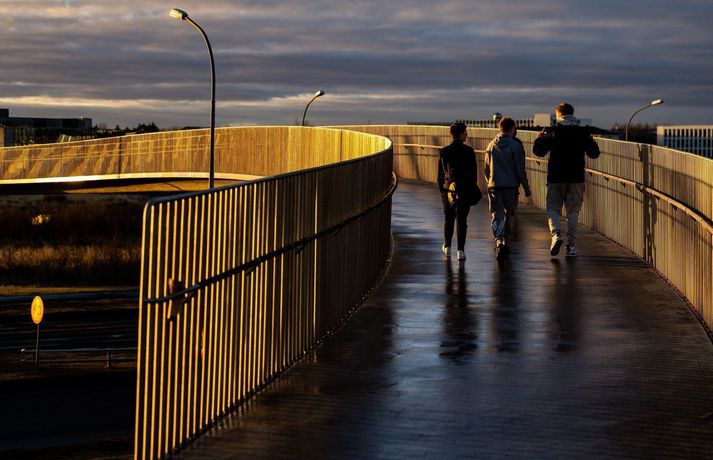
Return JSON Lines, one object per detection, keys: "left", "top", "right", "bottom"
{"left": 484, "top": 133, "right": 531, "bottom": 194}
{"left": 532, "top": 116, "right": 600, "bottom": 183}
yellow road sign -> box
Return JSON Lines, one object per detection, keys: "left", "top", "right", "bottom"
{"left": 31, "top": 296, "right": 44, "bottom": 325}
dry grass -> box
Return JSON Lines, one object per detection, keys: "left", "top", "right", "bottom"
{"left": 0, "top": 244, "right": 140, "bottom": 285}
{"left": 0, "top": 195, "right": 143, "bottom": 287}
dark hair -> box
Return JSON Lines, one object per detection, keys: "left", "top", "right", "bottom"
{"left": 498, "top": 117, "right": 516, "bottom": 132}
{"left": 450, "top": 122, "right": 467, "bottom": 139}
{"left": 555, "top": 102, "right": 574, "bottom": 116}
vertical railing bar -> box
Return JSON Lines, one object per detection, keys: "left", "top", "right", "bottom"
{"left": 135, "top": 203, "right": 155, "bottom": 460}
{"left": 197, "top": 193, "right": 207, "bottom": 431}
{"left": 206, "top": 190, "right": 217, "bottom": 424}
{"left": 216, "top": 189, "right": 227, "bottom": 414}
{"left": 157, "top": 201, "right": 172, "bottom": 457}
{"left": 227, "top": 187, "right": 239, "bottom": 406}
{"left": 148, "top": 202, "right": 164, "bottom": 460}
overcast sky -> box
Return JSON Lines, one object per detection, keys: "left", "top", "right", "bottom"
{"left": 1, "top": 0, "right": 711, "bottom": 129}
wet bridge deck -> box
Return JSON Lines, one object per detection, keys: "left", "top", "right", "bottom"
{"left": 179, "top": 181, "right": 713, "bottom": 459}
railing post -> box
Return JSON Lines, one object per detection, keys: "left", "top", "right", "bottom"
{"left": 639, "top": 144, "right": 654, "bottom": 264}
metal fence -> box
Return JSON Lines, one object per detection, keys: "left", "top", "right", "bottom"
{"left": 0, "top": 126, "right": 386, "bottom": 184}
{"left": 342, "top": 125, "right": 713, "bottom": 332}
{"left": 133, "top": 127, "right": 394, "bottom": 459}
{"left": 5, "top": 124, "right": 712, "bottom": 456}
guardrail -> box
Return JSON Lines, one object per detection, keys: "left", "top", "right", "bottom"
{"left": 133, "top": 127, "right": 394, "bottom": 459}
{"left": 0, "top": 126, "right": 386, "bottom": 185}
{"left": 345, "top": 125, "right": 713, "bottom": 333}
{"left": 20, "top": 347, "right": 136, "bottom": 368}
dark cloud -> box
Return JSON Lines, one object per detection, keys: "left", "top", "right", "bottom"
{"left": 0, "top": 0, "right": 711, "bottom": 128}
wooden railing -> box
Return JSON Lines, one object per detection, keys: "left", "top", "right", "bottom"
{"left": 341, "top": 125, "right": 713, "bottom": 332}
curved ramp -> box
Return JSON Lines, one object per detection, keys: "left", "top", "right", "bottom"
{"left": 177, "top": 181, "right": 713, "bottom": 459}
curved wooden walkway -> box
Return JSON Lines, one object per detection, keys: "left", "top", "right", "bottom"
{"left": 179, "top": 181, "right": 713, "bottom": 460}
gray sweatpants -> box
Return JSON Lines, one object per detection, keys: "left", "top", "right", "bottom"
{"left": 488, "top": 188, "right": 519, "bottom": 245}
{"left": 546, "top": 183, "right": 584, "bottom": 244}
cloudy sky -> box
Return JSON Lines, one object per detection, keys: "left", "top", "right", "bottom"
{"left": 1, "top": 0, "right": 711, "bottom": 129}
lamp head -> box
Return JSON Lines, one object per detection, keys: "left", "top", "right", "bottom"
{"left": 651, "top": 99, "right": 664, "bottom": 106}
{"left": 315, "top": 90, "right": 325, "bottom": 97}
{"left": 169, "top": 8, "right": 188, "bottom": 20}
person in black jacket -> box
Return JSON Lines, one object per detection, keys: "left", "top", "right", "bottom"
{"left": 533, "top": 103, "right": 600, "bottom": 257}
{"left": 438, "top": 122, "right": 477, "bottom": 261}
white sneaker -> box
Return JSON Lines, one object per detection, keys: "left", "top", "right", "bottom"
{"left": 442, "top": 243, "right": 452, "bottom": 257}
{"left": 457, "top": 250, "right": 466, "bottom": 261}
{"left": 550, "top": 235, "right": 564, "bottom": 256}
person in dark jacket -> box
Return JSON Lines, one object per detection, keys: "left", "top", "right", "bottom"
{"left": 438, "top": 122, "right": 477, "bottom": 261}
{"left": 533, "top": 103, "right": 600, "bottom": 257}
{"left": 484, "top": 117, "right": 531, "bottom": 260}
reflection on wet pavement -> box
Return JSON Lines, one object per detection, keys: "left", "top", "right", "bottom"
{"left": 179, "top": 181, "right": 713, "bottom": 460}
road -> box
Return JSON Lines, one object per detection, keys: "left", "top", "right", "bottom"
{"left": 0, "top": 294, "right": 139, "bottom": 458}
{"left": 0, "top": 295, "right": 138, "bottom": 352}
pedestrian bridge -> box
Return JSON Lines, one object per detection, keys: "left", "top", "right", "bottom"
{"left": 1, "top": 125, "right": 712, "bottom": 458}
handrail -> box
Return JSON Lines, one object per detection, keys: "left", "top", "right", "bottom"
{"left": 393, "top": 141, "right": 713, "bottom": 235}
{"left": 145, "top": 137, "right": 393, "bottom": 206}
{"left": 350, "top": 125, "right": 713, "bottom": 339}
{"left": 145, "top": 173, "right": 398, "bottom": 306}
{"left": 398, "top": 143, "right": 442, "bottom": 150}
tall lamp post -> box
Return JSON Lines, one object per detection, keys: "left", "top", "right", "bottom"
{"left": 170, "top": 8, "right": 216, "bottom": 189}
{"left": 302, "top": 90, "right": 325, "bottom": 127}
{"left": 625, "top": 99, "right": 663, "bottom": 142}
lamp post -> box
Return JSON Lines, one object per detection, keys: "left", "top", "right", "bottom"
{"left": 625, "top": 99, "right": 663, "bottom": 142}
{"left": 302, "top": 90, "right": 325, "bottom": 127}
{"left": 170, "top": 8, "right": 216, "bottom": 189}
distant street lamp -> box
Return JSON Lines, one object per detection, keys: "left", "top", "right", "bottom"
{"left": 170, "top": 8, "right": 216, "bottom": 189}
{"left": 625, "top": 99, "right": 664, "bottom": 142}
{"left": 302, "top": 90, "right": 325, "bottom": 127}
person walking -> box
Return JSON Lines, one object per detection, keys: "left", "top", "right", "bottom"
{"left": 438, "top": 122, "right": 479, "bottom": 261}
{"left": 533, "top": 102, "right": 600, "bottom": 257}
{"left": 484, "top": 117, "right": 531, "bottom": 260}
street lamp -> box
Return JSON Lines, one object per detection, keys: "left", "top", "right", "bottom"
{"left": 170, "top": 8, "right": 216, "bottom": 189}
{"left": 625, "top": 99, "right": 664, "bottom": 142}
{"left": 302, "top": 90, "right": 325, "bottom": 127}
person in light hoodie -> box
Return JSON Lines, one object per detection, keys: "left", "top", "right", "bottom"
{"left": 484, "top": 117, "right": 531, "bottom": 260}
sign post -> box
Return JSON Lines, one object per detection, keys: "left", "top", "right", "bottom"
{"left": 30, "top": 296, "right": 44, "bottom": 372}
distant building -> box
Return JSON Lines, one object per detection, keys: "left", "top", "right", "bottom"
{"left": 0, "top": 108, "right": 92, "bottom": 146}
{"left": 657, "top": 125, "right": 713, "bottom": 158}
{"left": 533, "top": 113, "right": 555, "bottom": 127}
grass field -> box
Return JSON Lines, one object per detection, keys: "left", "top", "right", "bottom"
{"left": 0, "top": 194, "right": 144, "bottom": 289}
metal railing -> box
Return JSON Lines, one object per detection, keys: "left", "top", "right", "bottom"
{"left": 6, "top": 124, "right": 713, "bottom": 456}
{"left": 347, "top": 125, "right": 713, "bottom": 333}
{"left": 133, "top": 127, "right": 394, "bottom": 459}
{"left": 0, "top": 126, "right": 387, "bottom": 185}
{"left": 20, "top": 347, "right": 137, "bottom": 368}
